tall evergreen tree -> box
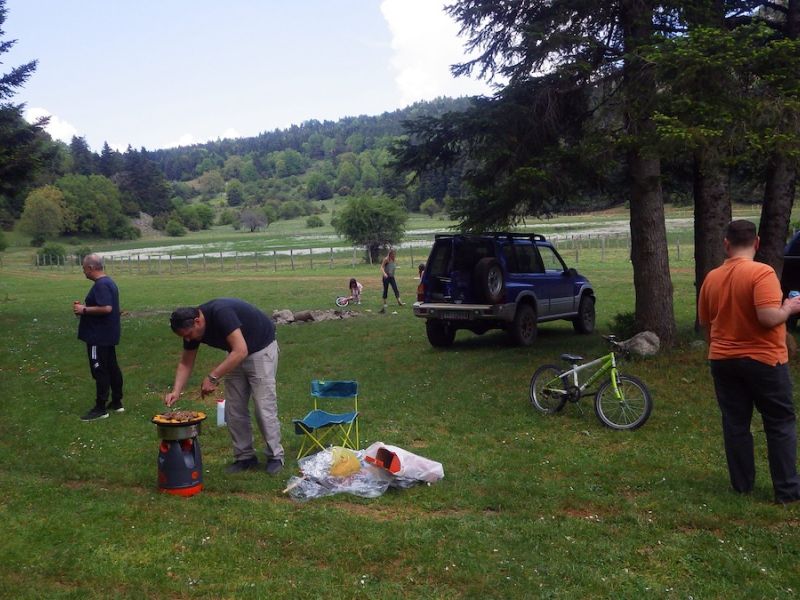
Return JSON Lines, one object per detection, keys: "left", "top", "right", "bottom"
{"left": 115, "top": 146, "right": 171, "bottom": 216}
{"left": 752, "top": 0, "right": 800, "bottom": 271}
{"left": 98, "top": 141, "right": 123, "bottom": 177}
{"left": 396, "top": 0, "right": 679, "bottom": 343}
{"left": 69, "top": 135, "right": 95, "bottom": 175}
{"left": 0, "top": 0, "right": 51, "bottom": 218}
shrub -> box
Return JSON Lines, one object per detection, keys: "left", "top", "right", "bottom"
{"left": 36, "top": 242, "right": 67, "bottom": 265}
{"left": 152, "top": 213, "right": 169, "bottom": 231}
{"left": 74, "top": 245, "right": 93, "bottom": 265}
{"left": 608, "top": 311, "right": 637, "bottom": 339}
{"left": 218, "top": 208, "right": 237, "bottom": 226}
{"left": 306, "top": 215, "right": 324, "bottom": 228}
{"left": 165, "top": 219, "right": 187, "bottom": 237}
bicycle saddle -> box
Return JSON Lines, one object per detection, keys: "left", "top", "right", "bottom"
{"left": 560, "top": 353, "right": 583, "bottom": 363}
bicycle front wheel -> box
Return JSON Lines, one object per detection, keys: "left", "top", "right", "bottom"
{"left": 594, "top": 374, "right": 652, "bottom": 430}
{"left": 530, "top": 364, "right": 568, "bottom": 414}
{"left": 335, "top": 296, "right": 349, "bottom": 307}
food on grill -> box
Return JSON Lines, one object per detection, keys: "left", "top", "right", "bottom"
{"left": 153, "top": 410, "right": 206, "bottom": 424}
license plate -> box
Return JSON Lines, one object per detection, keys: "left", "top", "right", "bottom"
{"left": 440, "top": 310, "right": 471, "bottom": 320}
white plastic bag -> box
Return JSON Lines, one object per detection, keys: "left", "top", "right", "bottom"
{"left": 364, "top": 441, "right": 444, "bottom": 483}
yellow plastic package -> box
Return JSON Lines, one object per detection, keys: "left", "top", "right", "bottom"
{"left": 329, "top": 446, "right": 361, "bottom": 477}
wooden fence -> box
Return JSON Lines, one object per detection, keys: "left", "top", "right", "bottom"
{"left": 26, "top": 230, "right": 693, "bottom": 273}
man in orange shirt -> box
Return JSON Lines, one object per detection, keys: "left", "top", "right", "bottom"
{"left": 699, "top": 220, "right": 800, "bottom": 504}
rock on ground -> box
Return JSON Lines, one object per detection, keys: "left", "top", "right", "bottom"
{"left": 620, "top": 331, "right": 660, "bottom": 357}
{"left": 272, "top": 309, "right": 360, "bottom": 325}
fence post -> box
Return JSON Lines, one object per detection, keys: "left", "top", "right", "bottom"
{"left": 410, "top": 247, "right": 414, "bottom": 267}
{"left": 273, "top": 250, "right": 277, "bottom": 272}
{"left": 352, "top": 247, "right": 356, "bottom": 268}
{"left": 676, "top": 239, "right": 681, "bottom": 261}
{"left": 601, "top": 236, "right": 605, "bottom": 262}
{"left": 330, "top": 247, "right": 334, "bottom": 269}
{"left": 185, "top": 254, "right": 189, "bottom": 273}
{"left": 202, "top": 252, "right": 206, "bottom": 272}
{"left": 169, "top": 253, "right": 172, "bottom": 274}
{"left": 255, "top": 251, "right": 259, "bottom": 270}
{"left": 309, "top": 248, "right": 313, "bottom": 270}
{"left": 220, "top": 251, "right": 224, "bottom": 272}
{"left": 290, "top": 249, "right": 295, "bottom": 271}
{"left": 235, "top": 251, "right": 239, "bottom": 271}
{"left": 137, "top": 254, "right": 141, "bottom": 274}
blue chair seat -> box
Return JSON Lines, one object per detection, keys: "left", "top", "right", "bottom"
{"left": 293, "top": 380, "right": 361, "bottom": 458}
{"left": 293, "top": 409, "right": 359, "bottom": 434}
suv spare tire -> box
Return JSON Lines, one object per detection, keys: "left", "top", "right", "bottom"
{"left": 473, "top": 257, "right": 505, "bottom": 304}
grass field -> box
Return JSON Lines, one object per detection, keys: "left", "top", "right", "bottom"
{"left": 2, "top": 215, "right": 800, "bottom": 598}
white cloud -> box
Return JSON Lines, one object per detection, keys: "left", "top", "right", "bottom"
{"left": 220, "top": 127, "right": 240, "bottom": 140}
{"left": 164, "top": 128, "right": 242, "bottom": 150}
{"left": 24, "top": 107, "right": 79, "bottom": 143}
{"left": 166, "top": 133, "right": 199, "bottom": 148}
{"left": 380, "top": 0, "right": 493, "bottom": 105}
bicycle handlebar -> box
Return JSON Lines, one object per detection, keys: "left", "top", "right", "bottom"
{"left": 602, "top": 334, "right": 626, "bottom": 354}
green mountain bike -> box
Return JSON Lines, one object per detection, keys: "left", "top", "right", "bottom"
{"left": 529, "top": 335, "right": 653, "bottom": 430}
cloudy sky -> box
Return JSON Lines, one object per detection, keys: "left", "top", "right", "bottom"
{"left": 3, "top": 0, "right": 493, "bottom": 151}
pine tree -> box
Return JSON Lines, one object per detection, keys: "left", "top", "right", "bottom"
{"left": 0, "top": 0, "right": 50, "bottom": 217}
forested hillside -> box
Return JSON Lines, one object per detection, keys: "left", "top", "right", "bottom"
{"left": 5, "top": 96, "right": 471, "bottom": 244}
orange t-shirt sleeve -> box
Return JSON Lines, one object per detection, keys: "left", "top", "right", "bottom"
{"left": 753, "top": 267, "right": 782, "bottom": 309}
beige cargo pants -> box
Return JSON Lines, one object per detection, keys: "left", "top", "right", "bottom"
{"left": 224, "top": 340, "right": 284, "bottom": 463}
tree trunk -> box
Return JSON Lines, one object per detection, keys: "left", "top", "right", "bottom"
{"left": 755, "top": 153, "right": 797, "bottom": 275}
{"left": 628, "top": 151, "right": 676, "bottom": 345}
{"left": 693, "top": 147, "right": 731, "bottom": 331}
{"left": 622, "top": 0, "right": 676, "bottom": 346}
{"left": 755, "top": 0, "right": 799, "bottom": 275}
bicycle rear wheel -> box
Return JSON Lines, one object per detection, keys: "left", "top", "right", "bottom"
{"left": 594, "top": 373, "right": 652, "bottom": 430}
{"left": 335, "top": 296, "right": 350, "bottom": 307}
{"left": 530, "top": 364, "right": 568, "bottom": 414}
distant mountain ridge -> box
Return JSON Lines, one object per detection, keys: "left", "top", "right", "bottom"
{"left": 148, "top": 96, "right": 471, "bottom": 182}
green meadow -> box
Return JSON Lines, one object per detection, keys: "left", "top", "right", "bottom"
{"left": 1, "top": 212, "right": 799, "bottom": 599}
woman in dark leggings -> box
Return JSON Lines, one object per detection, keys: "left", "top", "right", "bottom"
{"left": 379, "top": 249, "right": 404, "bottom": 313}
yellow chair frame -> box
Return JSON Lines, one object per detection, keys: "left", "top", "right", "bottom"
{"left": 292, "top": 380, "right": 359, "bottom": 458}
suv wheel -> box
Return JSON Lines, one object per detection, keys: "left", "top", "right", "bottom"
{"left": 510, "top": 303, "right": 537, "bottom": 346}
{"left": 426, "top": 319, "right": 456, "bottom": 347}
{"left": 573, "top": 294, "right": 595, "bottom": 334}
{"left": 473, "top": 257, "right": 505, "bottom": 304}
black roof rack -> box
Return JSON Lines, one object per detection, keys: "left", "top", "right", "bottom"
{"left": 433, "top": 231, "right": 546, "bottom": 242}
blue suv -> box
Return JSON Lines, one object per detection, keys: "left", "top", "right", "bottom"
{"left": 414, "top": 233, "right": 595, "bottom": 347}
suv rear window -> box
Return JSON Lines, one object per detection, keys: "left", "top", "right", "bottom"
{"left": 429, "top": 237, "right": 496, "bottom": 276}
{"left": 452, "top": 239, "right": 495, "bottom": 271}
{"left": 427, "top": 241, "right": 452, "bottom": 277}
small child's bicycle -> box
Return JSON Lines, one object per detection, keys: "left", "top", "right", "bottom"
{"left": 529, "top": 335, "right": 653, "bottom": 430}
{"left": 335, "top": 296, "right": 352, "bottom": 307}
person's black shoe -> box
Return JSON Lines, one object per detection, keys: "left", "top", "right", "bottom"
{"left": 265, "top": 459, "right": 283, "bottom": 475}
{"left": 225, "top": 457, "right": 259, "bottom": 473}
{"left": 107, "top": 402, "right": 125, "bottom": 413}
{"left": 775, "top": 496, "right": 800, "bottom": 506}
{"left": 80, "top": 407, "right": 109, "bottom": 422}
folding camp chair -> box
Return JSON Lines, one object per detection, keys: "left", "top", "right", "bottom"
{"left": 292, "top": 380, "right": 360, "bottom": 458}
